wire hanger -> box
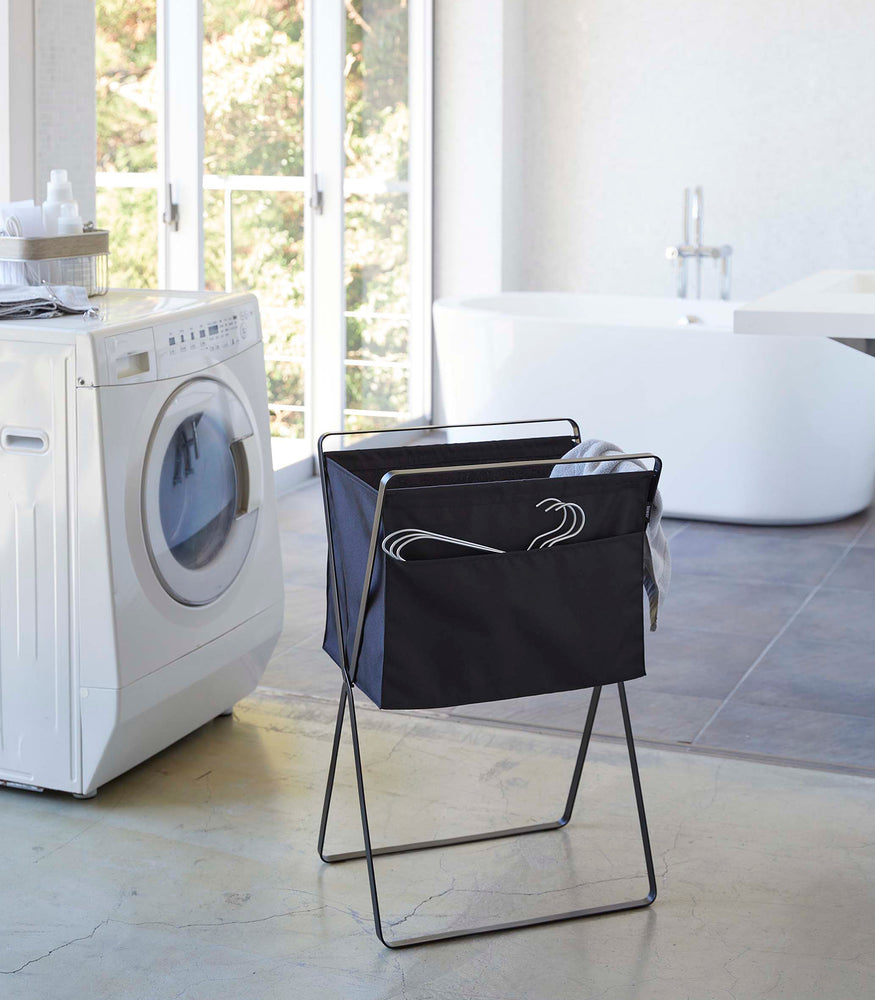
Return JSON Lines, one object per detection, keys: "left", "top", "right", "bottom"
{"left": 381, "top": 499, "right": 586, "bottom": 562}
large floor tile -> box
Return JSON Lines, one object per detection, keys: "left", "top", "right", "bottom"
{"left": 730, "top": 629, "right": 875, "bottom": 719}
{"left": 277, "top": 586, "right": 326, "bottom": 651}
{"left": 450, "top": 683, "right": 723, "bottom": 746}
{"left": 685, "top": 509, "right": 872, "bottom": 545}
{"left": 261, "top": 634, "right": 340, "bottom": 701}
{"left": 792, "top": 587, "right": 875, "bottom": 645}
{"left": 695, "top": 700, "right": 875, "bottom": 771}
{"left": 659, "top": 517, "right": 688, "bottom": 540}
{"left": 449, "top": 689, "right": 595, "bottom": 734}
{"left": 642, "top": 625, "right": 765, "bottom": 699}
{"left": 276, "top": 480, "right": 326, "bottom": 535}
{"left": 281, "top": 535, "right": 327, "bottom": 589}
{"left": 657, "top": 575, "right": 808, "bottom": 638}
{"left": 591, "top": 684, "right": 723, "bottom": 744}
{"left": 2, "top": 693, "right": 873, "bottom": 999}
{"left": 822, "top": 546, "right": 875, "bottom": 591}
{"left": 849, "top": 514, "right": 875, "bottom": 548}
{"left": 669, "top": 523, "right": 844, "bottom": 586}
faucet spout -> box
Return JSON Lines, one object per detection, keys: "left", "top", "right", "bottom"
{"left": 666, "top": 186, "right": 732, "bottom": 300}
{"left": 693, "top": 186, "right": 703, "bottom": 298}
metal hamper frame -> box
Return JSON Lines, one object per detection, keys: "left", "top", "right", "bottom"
{"left": 317, "top": 418, "right": 661, "bottom": 948}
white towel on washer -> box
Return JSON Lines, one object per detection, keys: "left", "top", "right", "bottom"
{"left": 551, "top": 439, "right": 670, "bottom": 631}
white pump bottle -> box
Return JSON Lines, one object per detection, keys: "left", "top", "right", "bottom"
{"left": 42, "top": 169, "right": 76, "bottom": 236}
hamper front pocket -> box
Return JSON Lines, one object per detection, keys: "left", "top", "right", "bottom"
{"left": 380, "top": 531, "right": 646, "bottom": 710}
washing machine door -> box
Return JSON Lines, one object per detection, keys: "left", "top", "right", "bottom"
{"left": 142, "top": 377, "right": 262, "bottom": 606}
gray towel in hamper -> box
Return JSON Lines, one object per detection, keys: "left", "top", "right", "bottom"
{"left": 551, "top": 438, "right": 671, "bottom": 630}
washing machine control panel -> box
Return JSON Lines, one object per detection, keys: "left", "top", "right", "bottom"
{"left": 92, "top": 296, "right": 262, "bottom": 386}
{"left": 154, "top": 301, "right": 260, "bottom": 380}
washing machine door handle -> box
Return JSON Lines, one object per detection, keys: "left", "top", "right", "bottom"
{"left": 169, "top": 376, "right": 261, "bottom": 517}
{"left": 229, "top": 431, "right": 263, "bottom": 516}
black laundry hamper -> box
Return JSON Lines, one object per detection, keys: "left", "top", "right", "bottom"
{"left": 317, "top": 418, "right": 662, "bottom": 948}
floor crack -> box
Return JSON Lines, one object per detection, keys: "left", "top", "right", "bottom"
{"left": 387, "top": 882, "right": 457, "bottom": 928}
{"left": 0, "top": 919, "right": 109, "bottom": 975}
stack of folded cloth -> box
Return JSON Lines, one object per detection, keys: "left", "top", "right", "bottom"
{"left": 0, "top": 284, "right": 94, "bottom": 320}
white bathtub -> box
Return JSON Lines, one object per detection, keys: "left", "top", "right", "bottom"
{"left": 433, "top": 293, "right": 875, "bottom": 524}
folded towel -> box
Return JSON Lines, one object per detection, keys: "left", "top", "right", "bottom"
{"left": 551, "top": 439, "right": 670, "bottom": 630}
{"left": 0, "top": 284, "right": 94, "bottom": 320}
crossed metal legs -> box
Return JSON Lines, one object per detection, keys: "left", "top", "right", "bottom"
{"left": 317, "top": 675, "right": 657, "bottom": 948}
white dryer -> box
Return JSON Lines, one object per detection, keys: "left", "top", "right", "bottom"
{"left": 0, "top": 289, "right": 284, "bottom": 796}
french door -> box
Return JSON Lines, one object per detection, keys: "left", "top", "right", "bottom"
{"left": 96, "top": 0, "right": 433, "bottom": 488}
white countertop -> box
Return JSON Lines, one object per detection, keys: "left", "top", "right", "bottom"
{"left": 733, "top": 270, "right": 875, "bottom": 338}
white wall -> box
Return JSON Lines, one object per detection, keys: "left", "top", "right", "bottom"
{"left": 433, "top": 0, "right": 506, "bottom": 301}
{"left": 511, "top": 0, "right": 875, "bottom": 301}
{"left": 0, "top": 0, "right": 95, "bottom": 220}
{"left": 434, "top": 0, "right": 875, "bottom": 304}
{"left": 0, "top": 0, "right": 35, "bottom": 203}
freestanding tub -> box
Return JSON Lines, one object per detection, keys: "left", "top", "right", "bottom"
{"left": 433, "top": 293, "right": 875, "bottom": 523}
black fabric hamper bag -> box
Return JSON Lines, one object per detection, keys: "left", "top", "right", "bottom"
{"left": 316, "top": 419, "right": 663, "bottom": 949}
{"left": 322, "top": 432, "right": 658, "bottom": 708}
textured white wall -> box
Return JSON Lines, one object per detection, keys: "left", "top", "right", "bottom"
{"left": 508, "top": 0, "right": 875, "bottom": 301}
{"left": 0, "top": 0, "right": 95, "bottom": 216}
{"left": 34, "top": 0, "right": 96, "bottom": 222}
{"left": 0, "top": 0, "right": 36, "bottom": 203}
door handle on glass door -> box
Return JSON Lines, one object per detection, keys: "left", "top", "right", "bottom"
{"left": 162, "top": 183, "right": 179, "bottom": 231}
{"left": 310, "top": 173, "right": 324, "bottom": 215}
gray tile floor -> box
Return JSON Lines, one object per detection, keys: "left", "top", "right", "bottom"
{"left": 268, "top": 480, "right": 875, "bottom": 776}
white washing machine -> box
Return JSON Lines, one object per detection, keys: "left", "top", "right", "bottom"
{"left": 0, "top": 289, "right": 284, "bottom": 796}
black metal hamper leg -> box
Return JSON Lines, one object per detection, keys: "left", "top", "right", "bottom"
{"left": 316, "top": 679, "right": 657, "bottom": 948}
{"left": 316, "top": 682, "right": 349, "bottom": 864}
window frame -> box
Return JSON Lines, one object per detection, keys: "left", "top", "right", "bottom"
{"left": 95, "top": 0, "right": 434, "bottom": 483}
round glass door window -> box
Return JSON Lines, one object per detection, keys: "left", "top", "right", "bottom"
{"left": 158, "top": 411, "right": 237, "bottom": 569}
{"left": 142, "top": 378, "right": 260, "bottom": 606}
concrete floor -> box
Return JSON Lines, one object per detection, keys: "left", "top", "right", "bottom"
{"left": 2, "top": 692, "right": 873, "bottom": 998}
{"left": 3, "top": 476, "right": 875, "bottom": 998}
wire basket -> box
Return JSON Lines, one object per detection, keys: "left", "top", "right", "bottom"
{"left": 0, "top": 230, "right": 110, "bottom": 297}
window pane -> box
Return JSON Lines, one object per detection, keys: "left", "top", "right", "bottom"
{"left": 264, "top": 307, "right": 305, "bottom": 441}
{"left": 96, "top": 2, "right": 159, "bottom": 285}
{"left": 266, "top": 303, "right": 305, "bottom": 442}
{"left": 266, "top": 356, "right": 305, "bottom": 407}
{"left": 96, "top": 187, "right": 158, "bottom": 287}
{"left": 204, "top": 2, "right": 307, "bottom": 458}
{"left": 345, "top": 1, "right": 413, "bottom": 431}
{"left": 203, "top": 1, "right": 305, "bottom": 177}
{"left": 203, "top": 187, "right": 225, "bottom": 292}
{"left": 266, "top": 355, "right": 305, "bottom": 441}
{"left": 204, "top": 189, "right": 305, "bottom": 302}
{"left": 262, "top": 308, "right": 306, "bottom": 361}
{"left": 239, "top": 191, "right": 303, "bottom": 304}
{"left": 345, "top": 0, "right": 409, "bottom": 180}
{"left": 96, "top": 3, "right": 158, "bottom": 172}
{"left": 345, "top": 360, "right": 408, "bottom": 414}
{"left": 346, "top": 315, "right": 408, "bottom": 362}
{"left": 344, "top": 192, "right": 409, "bottom": 315}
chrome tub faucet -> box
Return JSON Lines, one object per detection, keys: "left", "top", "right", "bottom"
{"left": 665, "top": 186, "right": 732, "bottom": 299}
